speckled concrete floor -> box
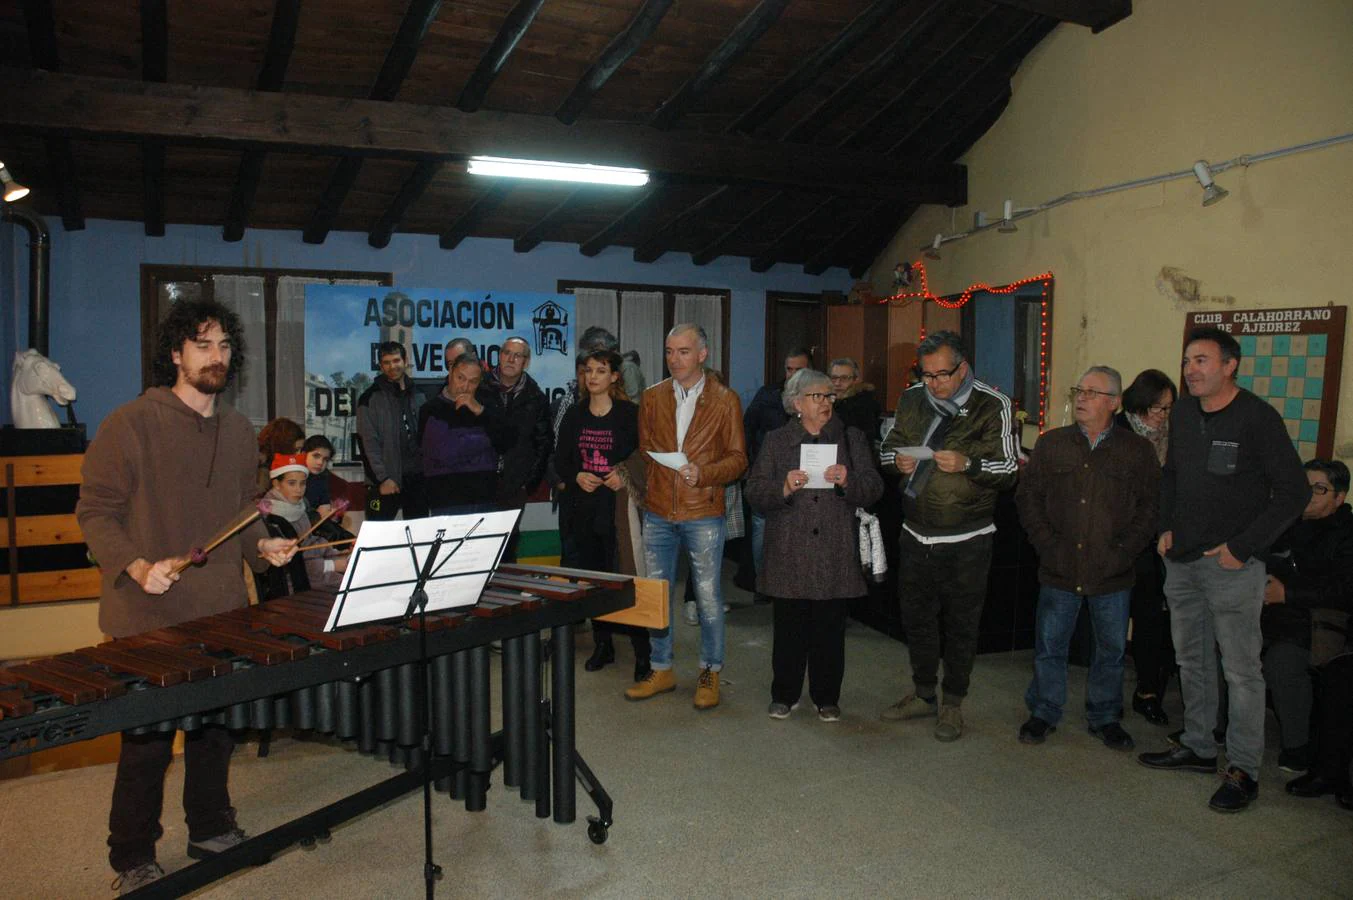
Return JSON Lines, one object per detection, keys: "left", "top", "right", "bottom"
{"left": 3, "top": 572, "right": 1351, "bottom": 898}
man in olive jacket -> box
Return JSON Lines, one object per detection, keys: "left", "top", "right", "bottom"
{"left": 1015, "top": 366, "right": 1160, "bottom": 751}
{"left": 879, "top": 331, "right": 1018, "bottom": 741}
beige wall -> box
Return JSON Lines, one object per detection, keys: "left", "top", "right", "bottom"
{"left": 1, "top": 600, "right": 104, "bottom": 660}
{"left": 870, "top": 0, "right": 1353, "bottom": 451}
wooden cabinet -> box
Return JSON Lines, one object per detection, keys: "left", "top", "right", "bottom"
{"left": 826, "top": 304, "right": 889, "bottom": 399}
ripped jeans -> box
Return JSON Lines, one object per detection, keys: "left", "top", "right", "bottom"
{"left": 643, "top": 512, "right": 726, "bottom": 672}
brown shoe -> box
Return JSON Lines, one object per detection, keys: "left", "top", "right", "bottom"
{"left": 693, "top": 668, "right": 720, "bottom": 710}
{"left": 624, "top": 668, "right": 676, "bottom": 701}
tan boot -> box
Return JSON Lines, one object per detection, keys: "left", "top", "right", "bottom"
{"left": 693, "top": 668, "right": 720, "bottom": 710}
{"left": 625, "top": 668, "right": 676, "bottom": 701}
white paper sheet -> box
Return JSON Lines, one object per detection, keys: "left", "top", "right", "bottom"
{"left": 895, "top": 446, "right": 935, "bottom": 460}
{"left": 323, "top": 510, "right": 520, "bottom": 631}
{"left": 647, "top": 451, "right": 689, "bottom": 470}
{"left": 799, "top": 443, "right": 838, "bottom": 489}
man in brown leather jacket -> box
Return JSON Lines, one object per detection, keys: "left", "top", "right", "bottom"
{"left": 625, "top": 323, "right": 747, "bottom": 709}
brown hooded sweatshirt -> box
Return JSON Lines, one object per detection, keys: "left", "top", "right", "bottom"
{"left": 77, "top": 386, "right": 269, "bottom": 637}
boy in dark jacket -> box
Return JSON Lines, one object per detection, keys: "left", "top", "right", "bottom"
{"left": 1261, "top": 459, "right": 1353, "bottom": 773}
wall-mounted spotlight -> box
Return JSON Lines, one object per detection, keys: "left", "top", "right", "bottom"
{"left": 999, "top": 200, "right": 1036, "bottom": 233}
{"left": 1192, "top": 160, "right": 1229, "bottom": 206}
{"left": 0, "top": 161, "right": 31, "bottom": 202}
{"left": 922, "top": 233, "right": 944, "bottom": 260}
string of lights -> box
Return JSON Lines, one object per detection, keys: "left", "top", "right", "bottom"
{"left": 872, "top": 261, "right": 1054, "bottom": 428}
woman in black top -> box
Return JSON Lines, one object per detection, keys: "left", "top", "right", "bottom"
{"left": 1117, "top": 368, "right": 1177, "bottom": 726}
{"left": 554, "top": 348, "right": 649, "bottom": 678}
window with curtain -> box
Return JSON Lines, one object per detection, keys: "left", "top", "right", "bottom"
{"left": 141, "top": 266, "right": 391, "bottom": 429}
{"left": 557, "top": 280, "right": 731, "bottom": 381}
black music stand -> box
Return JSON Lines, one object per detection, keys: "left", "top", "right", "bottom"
{"left": 325, "top": 512, "right": 517, "bottom": 900}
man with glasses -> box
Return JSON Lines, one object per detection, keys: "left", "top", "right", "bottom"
{"left": 1015, "top": 366, "right": 1160, "bottom": 752}
{"left": 1138, "top": 327, "right": 1308, "bottom": 813}
{"left": 829, "top": 357, "right": 882, "bottom": 440}
{"left": 879, "top": 331, "right": 1018, "bottom": 741}
{"left": 487, "top": 336, "right": 552, "bottom": 561}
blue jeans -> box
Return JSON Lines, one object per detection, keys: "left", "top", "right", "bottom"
{"left": 1164, "top": 555, "right": 1267, "bottom": 779}
{"left": 643, "top": 512, "right": 726, "bottom": 671}
{"left": 1025, "top": 585, "right": 1131, "bottom": 728}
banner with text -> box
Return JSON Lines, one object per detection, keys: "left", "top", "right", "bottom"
{"left": 304, "top": 286, "right": 574, "bottom": 464}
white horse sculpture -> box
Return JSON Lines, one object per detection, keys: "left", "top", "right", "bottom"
{"left": 11, "top": 349, "right": 77, "bottom": 429}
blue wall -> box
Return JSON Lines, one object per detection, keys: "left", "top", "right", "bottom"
{"left": 1, "top": 218, "right": 853, "bottom": 433}
{"left": 972, "top": 293, "right": 1016, "bottom": 396}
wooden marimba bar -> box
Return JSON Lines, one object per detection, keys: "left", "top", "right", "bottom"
{"left": 0, "top": 564, "right": 633, "bottom": 896}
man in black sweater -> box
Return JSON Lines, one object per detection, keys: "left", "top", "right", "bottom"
{"left": 1138, "top": 327, "right": 1309, "bottom": 813}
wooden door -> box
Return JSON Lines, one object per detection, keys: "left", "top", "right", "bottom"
{"left": 764, "top": 291, "right": 825, "bottom": 383}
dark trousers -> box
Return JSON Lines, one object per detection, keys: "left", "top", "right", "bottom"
{"left": 1130, "top": 547, "right": 1175, "bottom": 697}
{"left": 897, "top": 530, "right": 994, "bottom": 703}
{"left": 1313, "top": 655, "right": 1353, "bottom": 785}
{"left": 108, "top": 726, "right": 236, "bottom": 872}
{"left": 367, "top": 473, "right": 429, "bottom": 521}
{"left": 771, "top": 597, "right": 849, "bottom": 707}
{"left": 567, "top": 521, "right": 650, "bottom": 661}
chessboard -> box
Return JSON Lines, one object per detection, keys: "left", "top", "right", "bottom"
{"left": 1185, "top": 306, "right": 1346, "bottom": 460}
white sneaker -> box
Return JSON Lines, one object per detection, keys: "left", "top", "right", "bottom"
{"left": 683, "top": 600, "right": 698, "bottom": 626}
{"left": 113, "top": 862, "right": 165, "bottom": 896}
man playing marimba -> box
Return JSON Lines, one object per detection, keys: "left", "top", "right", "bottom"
{"left": 76, "top": 299, "right": 297, "bottom": 893}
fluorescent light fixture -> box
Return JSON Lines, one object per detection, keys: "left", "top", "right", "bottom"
{"left": 0, "top": 161, "right": 31, "bottom": 202}
{"left": 1192, "top": 160, "right": 1229, "bottom": 207}
{"left": 467, "top": 156, "right": 649, "bottom": 186}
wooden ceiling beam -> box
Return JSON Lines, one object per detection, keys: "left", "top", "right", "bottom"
{"left": 555, "top": 0, "right": 674, "bottom": 125}
{"left": 21, "top": 0, "right": 84, "bottom": 230}
{"left": 223, "top": 0, "right": 302, "bottom": 243}
{"left": 886, "top": 15, "right": 1054, "bottom": 156}
{"left": 749, "top": 196, "right": 840, "bottom": 273}
{"left": 781, "top": 0, "right": 950, "bottom": 143}
{"left": 841, "top": 6, "right": 1000, "bottom": 151}
{"left": 803, "top": 199, "right": 903, "bottom": 275}
{"left": 304, "top": 0, "right": 444, "bottom": 244}
{"left": 513, "top": 187, "right": 586, "bottom": 253}
{"left": 632, "top": 186, "right": 731, "bottom": 264}
{"left": 579, "top": 187, "right": 663, "bottom": 257}
{"left": 369, "top": 160, "right": 441, "bottom": 248}
{"left": 690, "top": 192, "right": 787, "bottom": 266}
{"left": 456, "top": 0, "right": 546, "bottom": 113}
{"left": 845, "top": 206, "right": 921, "bottom": 279}
{"left": 929, "top": 85, "right": 1013, "bottom": 163}
{"left": 990, "top": 0, "right": 1129, "bottom": 32}
{"left": 647, "top": 0, "right": 789, "bottom": 131}
{"left": 440, "top": 182, "right": 512, "bottom": 250}
{"left": 727, "top": 0, "right": 910, "bottom": 136}
{"left": 0, "top": 70, "right": 968, "bottom": 204}
{"left": 140, "top": 0, "right": 168, "bottom": 237}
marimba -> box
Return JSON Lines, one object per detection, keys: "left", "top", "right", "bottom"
{"left": 0, "top": 563, "right": 634, "bottom": 898}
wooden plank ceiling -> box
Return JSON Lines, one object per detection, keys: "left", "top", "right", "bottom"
{"left": 0, "top": 0, "right": 1128, "bottom": 277}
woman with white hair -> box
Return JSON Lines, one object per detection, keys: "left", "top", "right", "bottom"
{"left": 746, "top": 368, "right": 884, "bottom": 721}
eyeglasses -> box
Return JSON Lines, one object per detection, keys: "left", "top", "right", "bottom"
{"left": 501, "top": 350, "right": 529, "bottom": 361}
{"left": 1069, "top": 387, "right": 1118, "bottom": 399}
{"left": 1311, "top": 483, "right": 1333, "bottom": 496}
{"left": 1147, "top": 403, "right": 1173, "bottom": 415}
{"left": 920, "top": 366, "right": 961, "bottom": 383}
{"left": 802, "top": 392, "right": 837, "bottom": 403}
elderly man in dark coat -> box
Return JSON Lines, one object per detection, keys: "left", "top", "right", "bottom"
{"left": 746, "top": 368, "right": 884, "bottom": 722}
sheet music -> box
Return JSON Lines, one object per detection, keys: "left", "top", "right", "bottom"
{"left": 799, "top": 443, "right": 837, "bottom": 489}
{"left": 324, "top": 510, "right": 520, "bottom": 631}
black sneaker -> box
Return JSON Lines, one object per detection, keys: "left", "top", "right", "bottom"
{"left": 1209, "top": 767, "right": 1258, "bottom": 813}
{"left": 1018, "top": 716, "right": 1055, "bottom": 744}
{"left": 1277, "top": 744, "right": 1310, "bottom": 773}
{"left": 1137, "top": 746, "right": 1218, "bottom": 773}
{"left": 1285, "top": 772, "right": 1343, "bottom": 798}
{"left": 1089, "top": 721, "right": 1135, "bottom": 751}
{"left": 1131, "top": 693, "right": 1168, "bottom": 726}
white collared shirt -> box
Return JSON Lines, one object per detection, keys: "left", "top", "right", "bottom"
{"left": 673, "top": 374, "right": 706, "bottom": 451}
